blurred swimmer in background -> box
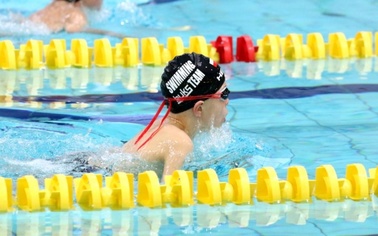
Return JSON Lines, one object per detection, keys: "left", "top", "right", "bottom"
{"left": 0, "top": 0, "right": 191, "bottom": 38}
{"left": 29, "top": 0, "right": 129, "bottom": 38}
{"left": 0, "top": 0, "right": 128, "bottom": 38}
{"left": 29, "top": 0, "right": 103, "bottom": 33}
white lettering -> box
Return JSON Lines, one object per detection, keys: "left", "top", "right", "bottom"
{"left": 166, "top": 61, "right": 196, "bottom": 93}
{"left": 173, "top": 85, "right": 193, "bottom": 104}
{"left": 216, "top": 70, "right": 224, "bottom": 81}
{"left": 187, "top": 69, "right": 205, "bottom": 88}
{"left": 172, "top": 68, "right": 206, "bottom": 104}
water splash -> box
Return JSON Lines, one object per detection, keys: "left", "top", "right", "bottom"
{"left": 0, "top": 118, "right": 291, "bottom": 181}
{"left": 0, "top": 119, "right": 121, "bottom": 179}
{"left": 183, "top": 123, "right": 291, "bottom": 179}
{"left": 0, "top": 13, "right": 50, "bottom": 36}
{"left": 115, "top": 0, "right": 151, "bottom": 27}
{"left": 1, "top": 158, "right": 69, "bottom": 180}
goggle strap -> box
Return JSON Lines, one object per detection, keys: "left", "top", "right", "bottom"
{"left": 135, "top": 100, "right": 171, "bottom": 150}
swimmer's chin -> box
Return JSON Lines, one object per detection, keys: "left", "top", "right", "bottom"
{"left": 220, "top": 118, "right": 227, "bottom": 125}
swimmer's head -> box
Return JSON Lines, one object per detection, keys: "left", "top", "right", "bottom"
{"left": 160, "top": 53, "right": 225, "bottom": 113}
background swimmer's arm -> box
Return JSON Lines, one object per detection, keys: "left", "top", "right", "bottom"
{"left": 81, "top": 0, "right": 103, "bottom": 10}
{"left": 81, "top": 28, "right": 128, "bottom": 39}
{"left": 65, "top": 10, "right": 87, "bottom": 33}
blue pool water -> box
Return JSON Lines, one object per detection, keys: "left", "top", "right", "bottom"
{"left": 1, "top": 0, "right": 378, "bottom": 235}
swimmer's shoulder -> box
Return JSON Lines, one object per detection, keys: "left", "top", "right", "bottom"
{"left": 160, "top": 125, "right": 193, "bottom": 151}
{"left": 122, "top": 125, "right": 193, "bottom": 155}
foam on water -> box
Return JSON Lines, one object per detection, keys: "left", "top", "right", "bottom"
{"left": 0, "top": 119, "right": 121, "bottom": 178}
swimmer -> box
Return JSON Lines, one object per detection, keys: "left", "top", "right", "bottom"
{"left": 114, "top": 52, "right": 230, "bottom": 179}
{"left": 22, "top": 0, "right": 126, "bottom": 38}
{"left": 1, "top": 53, "right": 229, "bottom": 180}
{"left": 29, "top": 0, "right": 103, "bottom": 33}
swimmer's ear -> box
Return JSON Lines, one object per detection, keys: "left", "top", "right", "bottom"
{"left": 192, "top": 101, "right": 204, "bottom": 117}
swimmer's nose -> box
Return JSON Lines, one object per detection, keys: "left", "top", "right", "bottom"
{"left": 225, "top": 98, "right": 229, "bottom": 105}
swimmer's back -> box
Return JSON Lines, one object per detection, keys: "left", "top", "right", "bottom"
{"left": 29, "top": 0, "right": 86, "bottom": 33}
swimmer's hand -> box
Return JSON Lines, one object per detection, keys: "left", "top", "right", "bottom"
{"left": 169, "top": 25, "right": 192, "bottom": 31}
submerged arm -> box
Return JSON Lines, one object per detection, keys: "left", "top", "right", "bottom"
{"left": 162, "top": 140, "right": 193, "bottom": 179}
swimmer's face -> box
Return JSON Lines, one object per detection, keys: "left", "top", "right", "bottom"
{"left": 200, "top": 83, "right": 229, "bottom": 129}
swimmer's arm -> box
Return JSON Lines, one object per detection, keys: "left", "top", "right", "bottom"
{"left": 81, "top": 28, "right": 128, "bottom": 39}
{"left": 64, "top": 5, "right": 87, "bottom": 33}
{"left": 66, "top": 20, "right": 87, "bottom": 33}
{"left": 81, "top": 0, "right": 103, "bottom": 10}
{"left": 161, "top": 142, "right": 193, "bottom": 179}
{"left": 162, "top": 155, "right": 185, "bottom": 178}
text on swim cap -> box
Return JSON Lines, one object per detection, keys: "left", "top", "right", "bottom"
{"left": 174, "top": 69, "right": 205, "bottom": 103}
{"left": 166, "top": 60, "right": 206, "bottom": 104}
{"left": 166, "top": 61, "right": 196, "bottom": 94}
{"left": 216, "top": 70, "right": 224, "bottom": 81}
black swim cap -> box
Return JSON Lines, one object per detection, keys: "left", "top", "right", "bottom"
{"left": 160, "top": 53, "right": 225, "bottom": 113}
